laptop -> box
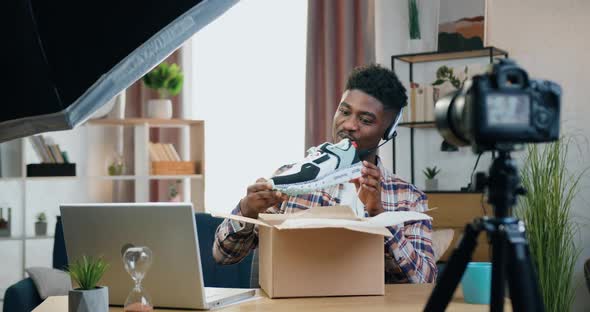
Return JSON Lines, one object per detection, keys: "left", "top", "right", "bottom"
{"left": 60, "top": 203, "right": 255, "bottom": 310}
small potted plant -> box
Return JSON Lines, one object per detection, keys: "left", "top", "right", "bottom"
{"left": 423, "top": 166, "right": 441, "bottom": 191}
{"left": 168, "top": 180, "right": 182, "bottom": 202}
{"left": 35, "top": 212, "right": 47, "bottom": 236}
{"left": 68, "top": 256, "right": 110, "bottom": 312}
{"left": 142, "top": 62, "right": 184, "bottom": 119}
{"left": 0, "top": 207, "right": 11, "bottom": 237}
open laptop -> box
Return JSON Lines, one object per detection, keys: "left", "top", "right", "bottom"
{"left": 60, "top": 203, "right": 255, "bottom": 310}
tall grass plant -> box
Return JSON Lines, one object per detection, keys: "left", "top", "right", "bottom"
{"left": 516, "top": 138, "right": 584, "bottom": 312}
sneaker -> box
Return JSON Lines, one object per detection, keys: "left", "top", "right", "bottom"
{"left": 269, "top": 138, "right": 362, "bottom": 195}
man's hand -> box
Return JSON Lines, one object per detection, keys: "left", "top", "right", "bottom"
{"left": 240, "top": 178, "right": 287, "bottom": 219}
{"left": 351, "top": 161, "right": 384, "bottom": 217}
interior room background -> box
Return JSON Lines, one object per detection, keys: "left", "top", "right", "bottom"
{"left": 0, "top": 0, "right": 588, "bottom": 310}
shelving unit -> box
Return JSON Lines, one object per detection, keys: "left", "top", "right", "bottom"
{"left": 0, "top": 118, "right": 205, "bottom": 300}
{"left": 391, "top": 46, "right": 508, "bottom": 184}
{"left": 86, "top": 118, "right": 206, "bottom": 211}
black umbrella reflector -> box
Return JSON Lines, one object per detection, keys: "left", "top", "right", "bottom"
{"left": 4, "top": 0, "right": 237, "bottom": 142}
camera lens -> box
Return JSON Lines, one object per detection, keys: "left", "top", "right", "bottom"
{"left": 434, "top": 86, "right": 471, "bottom": 147}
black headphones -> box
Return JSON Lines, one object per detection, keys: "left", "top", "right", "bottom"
{"left": 382, "top": 107, "right": 404, "bottom": 141}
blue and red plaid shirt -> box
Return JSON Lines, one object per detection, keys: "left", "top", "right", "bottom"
{"left": 213, "top": 156, "right": 437, "bottom": 283}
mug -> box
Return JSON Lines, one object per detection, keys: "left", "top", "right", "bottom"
{"left": 461, "top": 261, "right": 492, "bottom": 304}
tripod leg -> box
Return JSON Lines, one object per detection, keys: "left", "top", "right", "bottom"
{"left": 424, "top": 221, "right": 482, "bottom": 312}
{"left": 504, "top": 222, "right": 545, "bottom": 312}
{"left": 491, "top": 224, "right": 506, "bottom": 312}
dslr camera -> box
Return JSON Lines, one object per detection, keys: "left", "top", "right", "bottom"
{"left": 434, "top": 59, "right": 561, "bottom": 153}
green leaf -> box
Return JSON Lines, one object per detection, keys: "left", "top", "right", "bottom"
{"left": 142, "top": 62, "right": 184, "bottom": 98}
{"left": 431, "top": 79, "right": 445, "bottom": 86}
{"left": 67, "top": 256, "right": 109, "bottom": 290}
{"left": 515, "top": 137, "right": 585, "bottom": 311}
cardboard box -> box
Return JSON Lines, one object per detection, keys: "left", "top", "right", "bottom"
{"left": 217, "top": 206, "right": 431, "bottom": 298}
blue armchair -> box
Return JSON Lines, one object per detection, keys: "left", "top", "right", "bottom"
{"left": 3, "top": 213, "right": 253, "bottom": 312}
{"left": 3, "top": 216, "right": 67, "bottom": 312}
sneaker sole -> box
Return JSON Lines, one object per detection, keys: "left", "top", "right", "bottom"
{"left": 271, "top": 162, "right": 362, "bottom": 195}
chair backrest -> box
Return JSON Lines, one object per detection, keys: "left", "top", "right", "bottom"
{"left": 194, "top": 212, "right": 253, "bottom": 288}
{"left": 53, "top": 216, "right": 68, "bottom": 270}
{"left": 54, "top": 213, "right": 253, "bottom": 288}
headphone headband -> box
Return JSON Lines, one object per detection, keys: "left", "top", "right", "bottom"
{"left": 383, "top": 107, "right": 404, "bottom": 141}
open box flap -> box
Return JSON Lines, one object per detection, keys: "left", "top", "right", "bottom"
{"left": 213, "top": 205, "right": 432, "bottom": 236}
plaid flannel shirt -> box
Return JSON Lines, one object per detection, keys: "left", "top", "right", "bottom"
{"left": 213, "top": 156, "right": 437, "bottom": 283}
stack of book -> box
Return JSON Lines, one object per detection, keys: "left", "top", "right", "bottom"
{"left": 27, "top": 135, "right": 75, "bottom": 176}
{"left": 149, "top": 142, "right": 195, "bottom": 175}
{"left": 405, "top": 82, "right": 439, "bottom": 123}
{"left": 29, "top": 135, "right": 69, "bottom": 163}
{"left": 149, "top": 143, "right": 181, "bottom": 162}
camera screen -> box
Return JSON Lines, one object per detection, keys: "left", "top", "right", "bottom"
{"left": 486, "top": 94, "right": 530, "bottom": 126}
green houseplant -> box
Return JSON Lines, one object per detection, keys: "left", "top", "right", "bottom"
{"left": 516, "top": 138, "right": 584, "bottom": 312}
{"left": 423, "top": 166, "right": 441, "bottom": 190}
{"left": 68, "top": 256, "right": 110, "bottom": 312}
{"left": 142, "top": 62, "right": 184, "bottom": 119}
{"left": 35, "top": 212, "right": 47, "bottom": 236}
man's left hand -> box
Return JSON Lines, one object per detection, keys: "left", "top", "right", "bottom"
{"left": 351, "top": 161, "right": 384, "bottom": 217}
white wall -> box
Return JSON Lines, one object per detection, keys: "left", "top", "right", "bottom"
{"left": 187, "top": 0, "right": 307, "bottom": 213}
{"left": 487, "top": 1, "right": 590, "bottom": 310}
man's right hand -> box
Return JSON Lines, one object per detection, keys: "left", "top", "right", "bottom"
{"left": 240, "top": 178, "right": 286, "bottom": 219}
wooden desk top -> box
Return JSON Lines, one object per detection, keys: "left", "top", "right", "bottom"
{"left": 34, "top": 284, "right": 510, "bottom": 312}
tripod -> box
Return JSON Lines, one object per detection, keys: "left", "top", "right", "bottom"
{"left": 424, "top": 151, "right": 545, "bottom": 312}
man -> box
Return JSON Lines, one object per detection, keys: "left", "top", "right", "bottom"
{"left": 213, "top": 64, "right": 437, "bottom": 283}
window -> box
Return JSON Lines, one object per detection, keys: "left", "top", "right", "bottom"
{"left": 188, "top": 0, "right": 307, "bottom": 212}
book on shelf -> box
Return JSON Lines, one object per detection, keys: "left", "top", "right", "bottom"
{"left": 166, "top": 144, "right": 181, "bottom": 161}
{"left": 28, "top": 135, "right": 67, "bottom": 163}
{"left": 149, "top": 142, "right": 182, "bottom": 162}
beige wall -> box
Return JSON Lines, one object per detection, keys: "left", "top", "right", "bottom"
{"left": 487, "top": 1, "right": 590, "bottom": 310}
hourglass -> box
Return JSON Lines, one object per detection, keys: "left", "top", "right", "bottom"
{"left": 123, "top": 246, "right": 153, "bottom": 312}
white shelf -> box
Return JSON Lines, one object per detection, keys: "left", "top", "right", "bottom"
{"left": 86, "top": 174, "right": 203, "bottom": 180}
{"left": 89, "top": 175, "right": 137, "bottom": 180}
{"left": 0, "top": 177, "right": 23, "bottom": 182}
{"left": 148, "top": 174, "right": 203, "bottom": 180}
{"left": 2, "top": 175, "right": 204, "bottom": 181}
{"left": 24, "top": 176, "right": 78, "bottom": 181}
{"left": 0, "top": 235, "right": 54, "bottom": 241}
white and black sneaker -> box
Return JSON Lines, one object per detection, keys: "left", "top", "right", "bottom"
{"left": 269, "top": 138, "right": 362, "bottom": 195}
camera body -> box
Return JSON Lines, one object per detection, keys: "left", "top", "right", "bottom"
{"left": 435, "top": 59, "right": 561, "bottom": 153}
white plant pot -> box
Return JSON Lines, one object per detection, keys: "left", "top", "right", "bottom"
{"left": 425, "top": 179, "right": 438, "bottom": 191}
{"left": 147, "top": 99, "right": 173, "bottom": 119}
{"left": 69, "top": 286, "right": 109, "bottom": 312}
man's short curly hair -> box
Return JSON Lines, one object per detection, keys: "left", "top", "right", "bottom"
{"left": 345, "top": 64, "right": 407, "bottom": 112}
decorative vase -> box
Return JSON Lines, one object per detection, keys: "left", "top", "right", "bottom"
{"left": 147, "top": 99, "right": 172, "bottom": 119}
{"left": 35, "top": 221, "right": 47, "bottom": 236}
{"left": 408, "top": 38, "right": 426, "bottom": 53}
{"left": 107, "top": 91, "right": 127, "bottom": 120}
{"left": 425, "top": 178, "right": 438, "bottom": 191}
{"left": 69, "top": 286, "right": 109, "bottom": 312}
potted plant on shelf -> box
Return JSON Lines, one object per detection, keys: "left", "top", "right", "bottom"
{"left": 0, "top": 207, "right": 11, "bottom": 237}
{"left": 423, "top": 166, "right": 441, "bottom": 191}
{"left": 142, "top": 62, "right": 184, "bottom": 119}
{"left": 35, "top": 212, "right": 47, "bottom": 236}
{"left": 516, "top": 138, "right": 585, "bottom": 311}
{"left": 168, "top": 180, "right": 182, "bottom": 202}
{"left": 68, "top": 256, "right": 110, "bottom": 312}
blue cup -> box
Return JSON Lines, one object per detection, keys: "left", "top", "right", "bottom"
{"left": 461, "top": 261, "right": 491, "bottom": 304}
